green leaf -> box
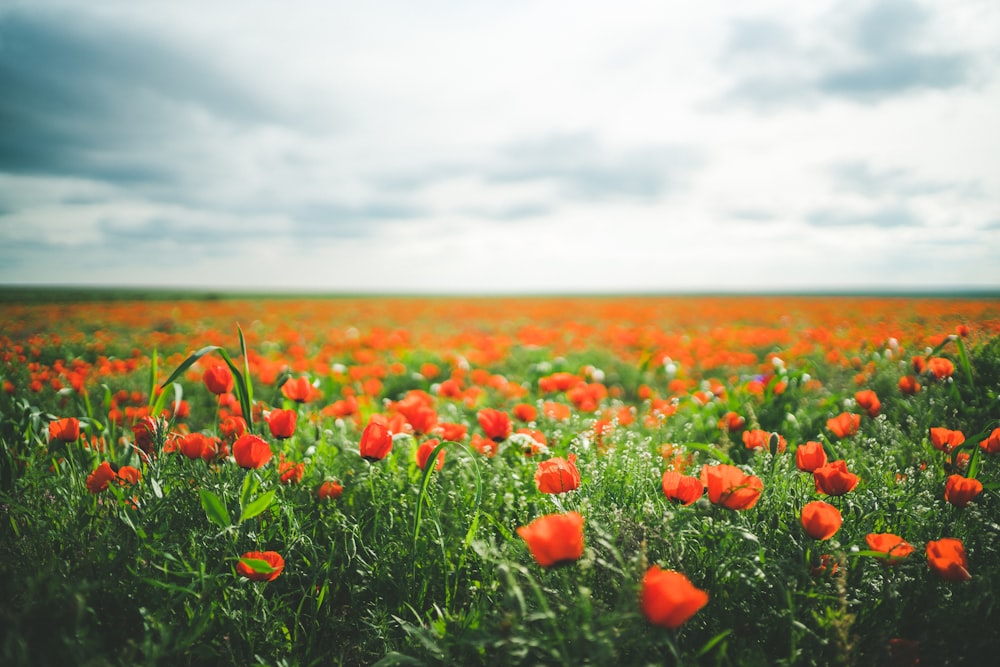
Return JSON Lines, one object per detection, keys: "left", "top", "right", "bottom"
{"left": 240, "top": 489, "right": 275, "bottom": 523}
{"left": 955, "top": 336, "right": 975, "bottom": 389}
{"left": 238, "top": 324, "right": 254, "bottom": 419}
{"left": 199, "top": 488, "right": 232, "bottom": 528}
{"left": 160, "top": 345, "right": 222, "bottom": 389}
{"left": 239, "top": 557, "right": 276, "bottom": 574}
{"left": 240, "top": 471, "right": 259, "bottom": 510}
{"left": 683, "top": 442, "right": 735, "bottom": 466}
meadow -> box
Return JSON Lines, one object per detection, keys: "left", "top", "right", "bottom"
{"left": 1, "top": 292, "right": 999, "bottom": 666}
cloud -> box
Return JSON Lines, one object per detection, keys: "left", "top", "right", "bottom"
{"left": 805, "top": 206, "right": 921, "bottom": 228}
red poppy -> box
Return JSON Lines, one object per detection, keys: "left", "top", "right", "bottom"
{"left": 929, "top": 427, "right": 965, "bottom": 453}
{"left": 117, "top": 465, "right": 141, "bottom": 486}
{"left": 434, "top": 421, "right": 468, "bottom": 442}
{"left": 513, "top": 402, "right": 538, "bottom": 422}
{"left": 854, "top": 390, "right": 881, "bottom": 418}
{"left": 865, "top": 533, "right": 914, "bottom": 564}
{"left": 359, "top": 418, "right": 394, "bottom": 461}
{"left": 944, "top": 474, "right": 983, "bottom": 508}
{"left": 810, "top": 553, "right": 839, "bottom": 578}
{"left": 827, "top": 412, "right": 861, "bottom": 439}
{"left": 927, "top": 357, "right": 954, "bottom": 380}
{"left": 661, "top": 470, "right": 703, "bottom": 506}
{"left": 926, "top": 538, "right": 970, "bottom": 582}
{"left": 981, "top": 428, "right": 1000, "bottom": 455}
{"left": 86, "top": 461, "right": 117, "bottom": 494}
{"left": 278, "top": 456, "right": 304, "bottom": 484}
{"left": 219, "top": 416, "right": 248, "bottom": 443}
{"left": 416, "top": 439, "right": 446, "bottom": 471}
{"left": 718, "top": 411, "right": 745, "bottom": 432}
{"left": 801, "top": 501, "right": 841, "bottom": 540}
{"left": 49, "top": 417, "right": 80, "bottom": 443}
{"left": 281, "top": 376, "right": 319, "bottom": 403}
{"left": 700, "top": 464, "right": 763, "bottom": 510}
{"left": 795, "top": 441, "right": 828, "bottom": 472}
{"left": 813, "top": 460, "right": 859, "bottom": 496}
{"left": 237, "top": 550, "right": 285, "bottom": 582}
{"left": 318, "top": 479, "right": 343, "bottom": 500}
{"left": 131, "top": 416, "right": 158, "bottom": 454}
{"left": 232, "top": 434, "right": 272, "bottom": 469}
{"left": 178, "top": 432, "right": 218, "bottom": 461}
{"left": 742, "top": 429, "right": 786, "bottom": 454}
{"left": 898, "top": 375, "right": 920, "bottom": 395}
{"left": 640, "top": 566, "right": 709, "bottom": 629}
{"left": 477, "top": 408, "right": 512, "bottom": 442}
{"left": 266, "top": 409, "right": 297, "bottom": 439}
{"left": 202, "top": 364, "right": 234, "bottom": 395}
{"left": 534, "top": 454, "right": 581, "bottom": 494}
{"left": 516, "top": 512, "right": 585, "bottom": 567}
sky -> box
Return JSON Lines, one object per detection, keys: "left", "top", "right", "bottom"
{"left": 1, "top": 0, "right": 999, "bottom": 294}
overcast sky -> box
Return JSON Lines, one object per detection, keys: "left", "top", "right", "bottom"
{"left": 1, "top": 0, "right": 998, "bottom": 293}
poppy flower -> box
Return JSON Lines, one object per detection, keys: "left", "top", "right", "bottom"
{"left": 219, "top": 415, "right": 248, "bottom": 443}
{"left": 416, "top": 439, "right": 446, "bottom": 471}
{"left": 980, "top": 428, "right": 1000, "bottom": 455}
{"left": 888, "top": 638, "right": 920, "bottom": 667}
{"left": 810, "top": 553, "right": 839, "bottom": 577}
{"left": 278, "top": 456, "right": 304, "bottom": 484}
{"left": 640, "top": 566, "right": 709, "bottom": 630}
{"left": 534, "top": 454, "right": 581, "bottom": 494}
{"left": 927, "top": 357, "right": 954, "bottom": 380}
{"left": 266, "top": 409, "right": 297, "bottom": 439}
{"left": 132, "top": 416, "right": 159, "bottom": 454}
{"left": 117, "top": 465, "right": 141, "bottom": 486}
{"left": 477, "top": 408, "right": 512, "bottom": 442}
{"left": 86, "top": 461, "right": 118, "bottom": 494}
{"left": 434, "top": 421, "right": 468, "bottom": 442}
{"left": 795, "top": 441, "right": 828, "bottom": 473}
{"left": 929, "top": 427, "right": 965, "bottom": 453}
{"left": 827, "top": 412, "right": 861, "bottom": 439}
{"left": 513, "top": 403, "right": 538, "bottom": 422}
{"left": 801, "top": 501, "right": 841, "bottom": 540}
{"left": 661, "top": 470, "right": 704, "bottom": 506}
{"left": 700, "top": 464, "right": 763, "bottom": 510}
{"left": 854, "top": 390, "right": 881, "bottom": 418}
{"left": 944, "top": 474, "right": 983, "bottom": 508}
{"left": 516, "top": 512, "right": 584, "bottom": 567}
{"left": 359, "top": 419, "right": 393, "bottom": 461}
{"left": 926, "top": 538, "right": 970, "bottom": 582}
{"left": 813, "top": 460, "right": 860, "bottom": 496}
{"left": 742, "top": 429, "right": 786, "bottom": 454}
{"left": 178, "top": 432, "right": 218, "bottom": 461}
{"left": 49, "top": 417, "right": 80, "bottom": 443}
{"left": 237, "top": 550, "right": 284, "bottom": 582}
{"left": 202, "top": 364, "right": 234, "bottom": 395}
{"left": 898, "top": 376, "right": 920, "bottom": 395}
{"left": 281, "top": 376, "right": 319, "bottom": 403}
{"left": 865, "top": 533, "right": 914, "bottom": 564}
{"left": 318, "top": 479, "right": 343, "bottom": 500}
{"left": 718, "top": 411, "right": 745, "bottom": 432}
{"left": 232, "top": 434, "right": 272, "bottom": 469}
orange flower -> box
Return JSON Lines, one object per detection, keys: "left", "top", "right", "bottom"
{"left": 434, "top": 421, "right": 468, "bottom": 442}
{"left": 640, "top": 566, "right": 709, "bottom": 630}
{"left": 359, "top": 418, "right": 394, "bottom": 461}
{"left": 318, "top": 479, "right": 343, "bottom": 500}
{"left": 795, "top": 441, "right": 828, "bottom": 473}
{"left": 944, "top": 474, "right": 983, "bottom": 508}
{"left": 278, "top": 456, "right": 304, "bottom": 484}
{"left": 266, "top": 408, "right": 297, "bottom": 439}
{"left": 237, "top": 550, "right": 284, "bottom": 582}
{"left": 281, "top": 376, "right": 319, "bottom": 403}
{"left": 513, "top": 402, "right": 538, "bottom": 422}
{"left": 813, "top": 460, "right": 859, "bottom": 496}
{"left": 801, "top": 501, "right": 841, "bottom": 540}
{"left": 700, "top": 464, "right": 763, "bottom": 510}
{"left": 131, "top": 416, "right": 158, "bottom": 454}
{"left": 661, "top": 470, "right": 703, "bottom": 506}
{"left": 865, "top": 533, "right": 914, "bottom": 564}
{"left": 897, "top": 375, "right": 920, "bottom": 395}
{"left": 86, "top": 461, "right": 117, "bottom": 494}
{"left": 926, "top": 357, "right": 954, "bottom": 380}
{"left": 929, "top": 427, "right": 965, "bottom": 453}
{"left": 477, "top": 408, "right": 512, "bottom": 442}
{"left": 219, "top": 416, "right": 248, "bottom": 443}
{"left": 980, "top": 427, "right": 1000, "bottom": 455}
{"left": 742, "top": 429, "right": 786, "bottom": 454}
{"left": 416, "top": 439, "right": 446, "bottom": 471}
{"left": 49, "top": 417, "right": 81, "bottom": 443}
{"left": 717, "top": 411, "right": 745, "bottom": 432}
{"left": 926, "top": 538, "right": 970, "bottom": 582}
{"left": 178, "top": 432, "right": 218, "bottom": 461}
{"left": 202, "top": 364, "right": 234, "bottom": 395}
{"left": 854, "top": 390, "right": 881, "bottom": 418}
{"left": 542, "top": 401, "right": 571, "bottom": 421}
{"left": 516, "top": 512, "right": 585, "bottom": 567}
{"left": 534, "top": 454, "right": 581, "bottom": 494}
{"left": 232, "top": 434, "right": 272, "bottom": 469}
{"left": 826, "top": 412, "right": 860, "bottom": 439}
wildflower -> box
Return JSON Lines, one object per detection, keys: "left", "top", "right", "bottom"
{"left": 470, "top": 433, "right": 496, "bottom": 457}
{"left": 926, "top": 538, "right": 970, "bottom": 582}
{"left": 282, "top": 376, "right": 319, "bottom": 403}
{"left": 219, "top": 415, "right": 248, "bottom": 443}
{"left": 49, "top": 417, "right": 80, "bottom": 443}
{"left": 927, "top": 357, "right": 954, "bottom": 380}
{"left": 86, "top": 461, "right": 117, "bottom": 494}
{"left": 237, "top": 550, "right": 284, "bottom": 582}
{"left": 700, "top": 464, "right": 763, "bottom": 510}
{"left": 854, "top": 389, "right": 881, "bottom": 418}
{"left": 232, "top": 434, "right": 272, "bottom": 469}
{"left": 318, "top": 479, "right": 343, "bottom": 500}
{"left": 827, "top": 412, "right": 861, "bottom": 439}
{"left": 513, "top": 403, "right": 538, "bottom": 422}
{"left": 359, "top": 418, "right": 393, "bottom": 461}
{"left": 278, "top": 456, "right": 304, "bottom": 484}
{"left": 813, "top": 460, "right": 860, "bottom": 496}
{"left": 661, "top": 470, "right": 704, "bottom": 506}
{"left": 131, "top": 416, "right": 159, "bottom": 454}
{"left": 534, "top": 454, "right": 581, "bottom": 494}
{"left": 266, "top": 408, "right": 297, "bottom": 439}
{"left": 801, "top": 501, "right": 841, "bottom": 540}
{"left": 742, "top": 429, "right": 786, "bottom": 454}
{"left": 810, "top": 553, "right": 839, "bottom": 577}
{"left": 542, "top": 401, "right": 571, "bottom": 421}
{"left": 718, "top": 411, "right": 745, "bottom": 432}
{"left": 865, "top": 533, "right": 915, "bottom": 565}
{"left": 117, "top": 465, "right": 141, "bottom": 486}
{"left": 477, "top": 408, "right": 512, "bottom": 442}
{"left": 929, "top": 427, "right": 964, "bottom": 453}
{"left": 416, "top": 439, "right": 446, "bottom": 471}
{"left": 981, "top": 428, "right": 1000, "bottom": 454}
{"left": 944, "top": 474, "right": 983, "bottom": 508}
{"left": 202, "top": 364, "right": 234, "bottom": 395}
{"left": 178, "top": 432, "right": 218, "bottom": 461}
{"left": 516, "top": 512, "right": 585, "bottom": 567}
{"left": 640, "top": 566, "right": 709, "bottom": 630}
{"left": 898, "top": 375, "right": 920, "bottom": 395}
{"left": 795, "top": 441, "right": 828, "bottom": 473}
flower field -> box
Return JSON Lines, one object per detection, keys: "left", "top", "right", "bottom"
{"left": 1, "top": 293, "right": 999, "bottom": 666}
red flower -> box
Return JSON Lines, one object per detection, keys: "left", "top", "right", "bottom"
{"left": 131, "top": 416, "right": 159, "bottom": 454}
{"left": 219, "top": 416, "right": 248, "bottom": 443}
{"left": 266, "top": 409, "right": 297, "bottom": 439}
{"left": 237, "top": 550, "right": 284, "bottom": 582}
{"left": 477, "top": 408, "right": 512, "bottom": 442}
{"left": 854, "top": 390, "right": 881, "bottom": 418}
{"left": 929, "top": 427, "right": 965, "bottom": 453}
{"left": 513, "top": 402, "right": 538, "bottom": 422}
{"left": 86, "top": 461, "right": 117, "bottom": 494}
{"left": 813, "top": 460, "right": 859, "bottom": 496}
{"left": 661, "top": 471, "right": 703, "bottom": 506}
{"left": 640, "top": 566, "right": 709, "bottom": 629}
{"left": 516, "top": 512, "right": 584, "bottom": 567}
{"left": 944, "top": 474, "right": 983, "bottom": 508}
{"left": 232, "top": 434, "right": 272, "bottom": 469}
{"left": 534, "top": 454, "right": 581, "bottom": 494}
{"left": 117, "top": 465, "right": 141, "bottom": 486}
{"left": 202, "top": 364, "right": 234, "bottom": 395}
{"left": 281, "top": 376, "right": 319, "bottom": 403}
{"left": 926, "top": 538, "right": 970, "bottom": 582}
{"left": 742, "top": 429, "right": 786, "bottom": 454}
{"left": 927, "top": 357, "right": 954, "bottom": 380}
{"left": 865, "top": 533, "right": 914, "bottom": 564}
{"left": 434, "top": 421, "right": 468, "bottom": 442}
{"left": 718, "top": 411, "right": 746, "bottom": 432}
{"left": 318, "top": 479, "right": 343, "bottom": 500}
{"left": 359, "top": 418, "right": 393, "bottom": 461}
{"left": 178, "top": 432, "right": 218, "bottom": 461}
{"left": 898, "top": 375, "right": 920, "bottom": 395}
{"left": 49, "top": 417, "right": 80, "bottom": 443}
{"left": 700, "top": 464, "right": 763, "bottom": 510}
{"left": 981, "top": 428, "right": 1000, "bottom": 455}
{"left": 827, "top": 412, "right": 861, "bottom": 439}
{"left": 795, "top": 441, "right": 828, "bottom": 473}
{"left": 278, "top": 456, "right": 304, "bottom": 484}
{"left": 416, "top": 439, "right": 446, "bottom": 471}
{"left": 801, "top": 501, "right": 841, "bottom": 540}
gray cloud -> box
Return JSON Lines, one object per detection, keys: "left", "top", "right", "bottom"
{"left": 828, "top": 161, "right": 982, "bottom": 198}
{"left": 805, "top": 206, "right": 921, "bottom": 228}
